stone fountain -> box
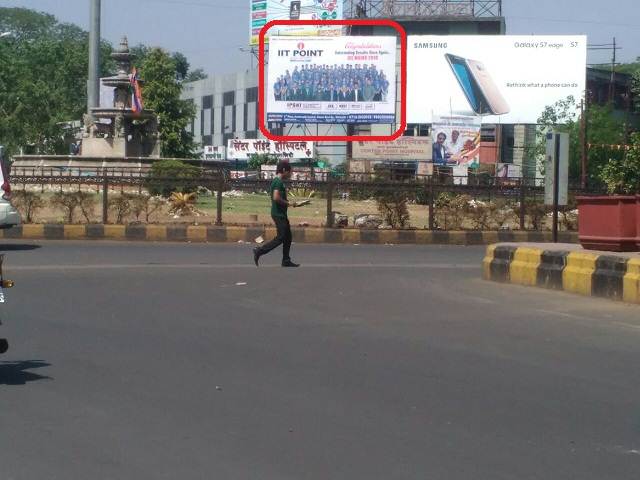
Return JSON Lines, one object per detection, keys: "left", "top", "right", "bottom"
{"left": 81, "top": 37, "right": 160, "bottom": 158}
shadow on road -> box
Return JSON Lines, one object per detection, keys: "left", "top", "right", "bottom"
{"left": 0, "top": 244, "right": 41, "bottom": 252}
{"left": 0, "top": 360, "right": 51, "bottom": 385}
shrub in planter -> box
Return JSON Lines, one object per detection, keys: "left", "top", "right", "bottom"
{"left": 577, "top": 196, "right": 636, "bottom": 251}
{"left": 577, "top": 133, "right": 640, "bottom": 251}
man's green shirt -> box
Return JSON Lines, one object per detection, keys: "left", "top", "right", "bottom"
{"left": 270, "top": 176, "right": 288, "bottom": 218}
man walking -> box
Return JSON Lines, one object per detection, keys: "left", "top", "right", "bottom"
{"left": 253, "top": 161, "right": 300, "bottom": 267}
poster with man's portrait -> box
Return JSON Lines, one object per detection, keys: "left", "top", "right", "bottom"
{"left": 431, "top": 115, "right": 481, "bottom": 167}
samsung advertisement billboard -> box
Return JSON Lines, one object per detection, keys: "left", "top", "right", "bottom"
{"left": 407, "top": 35, "right": 587, "bottom": 124}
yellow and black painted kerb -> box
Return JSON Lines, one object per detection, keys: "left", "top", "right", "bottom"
{"left": 0, "top": 225, "right": 580, "bottom": 246}
{"left": 483, "top": 244, "right": 640, "bottom": 305}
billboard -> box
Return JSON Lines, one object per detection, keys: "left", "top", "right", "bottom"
{"left": 227, "top": 139, "right": 314, "bottom": 160}
{"left": 250, "top": 0, "right": 343, "bottom": 46}
{"left": 352, "top": 137, "right": 431, "bottom": 160}
{"left": 267, "top": 36, "right": 397, "bottom": 124}
{"left": 407, "top": 36, "right": 587, "bottom": 124}
{"left": 431, "top": 116, "right": 481, "bottom": 167}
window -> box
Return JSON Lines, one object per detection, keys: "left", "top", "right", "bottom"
{"left": 406, "top": 124, "right": 429, "bottom": 137}
{"left": 203, "top": 135, "right": 213, "bottom": 146}
{"left": 202, "top": 95, "right": 213, "bottom": 109}
{"left": 245, "top": 87, "right": 258, "bottom": 103}
{"left": 481, "top": 126, "right": 496, "bottom": 143}
{"left": 223, "top": 91, "right": 235, "bottom": 106}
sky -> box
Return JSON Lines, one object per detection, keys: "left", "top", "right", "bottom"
{"left": 1, "top": 0, "right": 639, "bottom": 75}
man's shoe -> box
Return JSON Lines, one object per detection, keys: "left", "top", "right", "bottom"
{"left": 253, "top": 248, "right": 261, "bottom": 267}
{"left": 281, "top": 260, "right": 300, "bottom": 267}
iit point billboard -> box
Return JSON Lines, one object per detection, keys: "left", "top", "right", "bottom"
{"left": 407, "top": 35, "right": 587, "bottom": 124}
{"left": 267, "top": 36, "right": 397, "bottom": 124}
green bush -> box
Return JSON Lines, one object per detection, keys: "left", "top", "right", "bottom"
{"left": 599, "top": 133, "right": 640, "bottom": 194}
{"left": 147, "top": 160, "right": 201, "bottom": 197}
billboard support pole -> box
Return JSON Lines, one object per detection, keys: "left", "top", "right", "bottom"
{"left": 428, "top": 174, "right": 435, "bottom": 231}
{"left": 580, "top": 98, "right": 588, "bottom": 190}
{"left": 552, "top": 134, "right": 561, "bottom": 243}
{"left": 519, "top": 179, "right": 526, "bottom": 230}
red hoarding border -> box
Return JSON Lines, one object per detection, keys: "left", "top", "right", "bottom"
{"left": 258, "top": 19, "right": 407, "bottom": 142}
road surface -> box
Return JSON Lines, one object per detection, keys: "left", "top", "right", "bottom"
{"left": 0, "top": 241, "right": 639, "bottom": 479}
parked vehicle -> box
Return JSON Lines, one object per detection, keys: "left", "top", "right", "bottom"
{"left": 0, "top": 146, "right": 20, "bottom": 229}
{"left": 0, "top": 254, "right": 15, "bottom": 354}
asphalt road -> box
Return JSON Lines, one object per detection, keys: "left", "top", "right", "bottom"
{"left": 0, "top": 240, "right": 639, "bottom": 480}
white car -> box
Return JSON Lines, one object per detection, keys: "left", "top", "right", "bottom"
{"left": 0, "top": 148, "right": 20, "bottom": 229}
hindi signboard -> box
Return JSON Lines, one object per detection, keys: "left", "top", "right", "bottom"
{"left": 352, "top": 137, "right": 431, "bottom": 160}
{"left": 203, "top": 146, "right": 226, "bottom": 161}
{"left": 227, "top": 139, "right": 314, "bottom": 160}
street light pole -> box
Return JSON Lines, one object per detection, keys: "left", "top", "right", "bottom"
{"left": 87, "top": 0, "right": 101, "bottom": 116}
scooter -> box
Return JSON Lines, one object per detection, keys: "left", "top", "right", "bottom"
{"left": 0, "top": 254, "right": 15, "bottom": 354}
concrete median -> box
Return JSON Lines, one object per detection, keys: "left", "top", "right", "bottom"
{"left": 0, "top": 224, "right": 579, "bottom": 246}
{"left": 483, "top": 243, "right": 640, "bottom": 305}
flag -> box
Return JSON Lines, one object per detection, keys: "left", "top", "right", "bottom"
{"left": 130, "top": 67, "right": 144, "bottom": 114}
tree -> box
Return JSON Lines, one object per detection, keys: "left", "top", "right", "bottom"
{"left": 248, "top": 153, "right": 278, "bottom": 170}
{"left": 0, "top": 7, "right": 113, "bottom": 155}
{"left": 130, "top": 43, "right": 150, "bottom": 69}
{"left": 184, "top": 68, "right": 208, "bottom": 83}
{"left": 140, "top": 48, "right": 197, "bottom": 158}
{"left": 171, "top": 52, "right": 189, "bottom": 81}
{"left": 534, "top": 96, "right": 625, "bottom": 183}
{"left": 632, "top": 69, "right": 640, "bottom": 113}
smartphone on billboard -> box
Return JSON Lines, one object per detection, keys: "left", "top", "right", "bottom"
{"left": 445, "top": 54, "right": 510, "bottom": 116}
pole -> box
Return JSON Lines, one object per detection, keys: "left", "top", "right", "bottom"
{"left": 608, "top": 37, "right": 616, "bottom": 104}
{"left": 102, "top": 175, "right": 108, "bottom": 224}
{"left": 87, "top": 0, "right": 101, "bottom": 116}
{"left": 428, "top": 174, "right": 435, "bottom": 231}
{"left": 519, "top": 178, "right": 526, "bottom": 230}
{"left": 326, "top": 180, "right": 334, "bottom": 228}
{"left": 580, "top": 98, "right": 587, "bottom": 189}
{"left": 552, "top": 134, "right": 560, "bottom": 243}
{"left": 215, "top": 181, "right": 223, "bottom": 226}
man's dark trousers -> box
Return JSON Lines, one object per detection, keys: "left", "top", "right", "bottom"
{"left": 257, "top": 216, "right": 291, "bottom": 262}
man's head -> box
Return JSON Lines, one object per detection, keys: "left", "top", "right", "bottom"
{"left": 276, "top": 161, "right": 292, "bottom": 179}
{"left": 436, "top": 132, "right": 447, "bottom": 144}
{"left": 451, "top": 130, "right": 460, "bottom": 142}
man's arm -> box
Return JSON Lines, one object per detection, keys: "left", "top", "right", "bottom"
{"left": 273, "top": 188, "right": 297, "bottom": 207}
